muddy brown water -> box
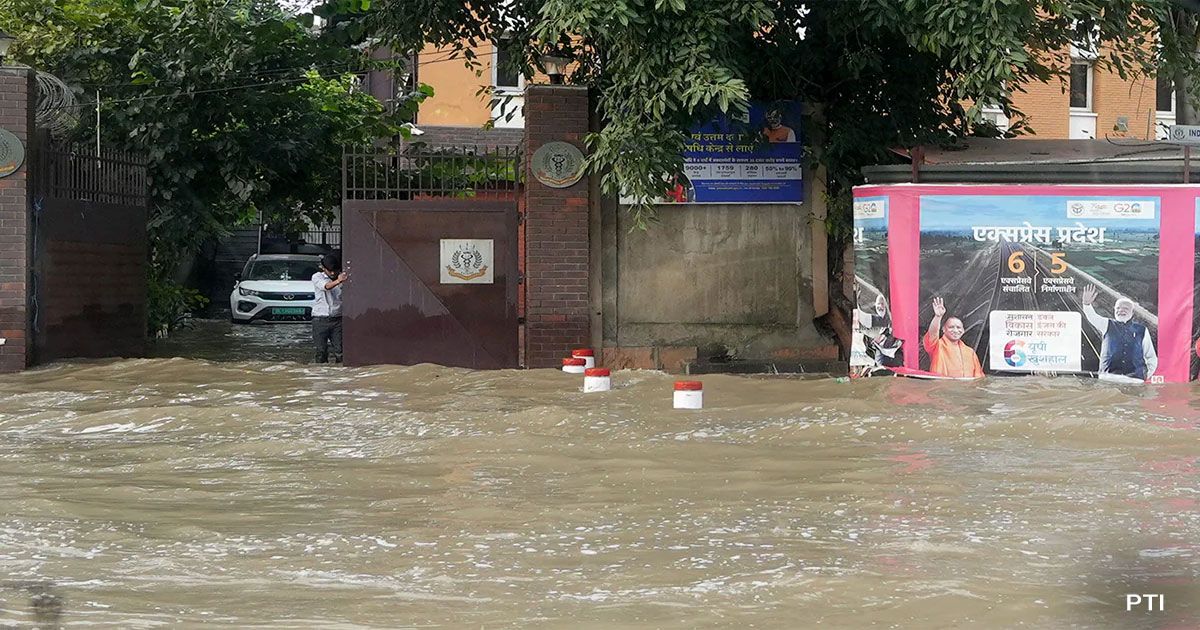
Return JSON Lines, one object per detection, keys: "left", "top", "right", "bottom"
{"left": 0, "top": 321, "right": 1198, "bottom": 627}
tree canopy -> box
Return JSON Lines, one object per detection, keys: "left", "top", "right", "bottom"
{"left": 357, "top": 0, "right": 1197, "bottom": 227}
{"left": 1, "top": 0, "right": 426, "bottom": 330}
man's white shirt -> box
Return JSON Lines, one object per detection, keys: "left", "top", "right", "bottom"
{"left": 312, "top": 272, "right": 343, "bottom": 317}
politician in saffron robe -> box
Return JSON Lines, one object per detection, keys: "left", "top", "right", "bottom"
{"left": 1080, "top": 285, "right": 1157, "bottom": 381}
{"left": 922, "top": 297, "right": 984, "bottom": 378}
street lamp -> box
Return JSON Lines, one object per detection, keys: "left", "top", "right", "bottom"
{"left": 0, "top": 30, "right": 13, "bottom": 65}
{"left": 540, "top": 53, "right": 571, "bottom": 85}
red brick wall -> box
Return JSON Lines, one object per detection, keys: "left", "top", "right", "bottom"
{"left": 523, "top": 86, "right": 590, "bottom": 367}
{"left": 0, "top": 68, "right": 33, "bottom": 373}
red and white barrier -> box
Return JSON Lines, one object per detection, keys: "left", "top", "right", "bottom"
{"left": 583, "top": 368, "right": 611, "bottom": 393}
{"left": 562, "top": 357, "right": 587, "bottom": 374}
{"left": 571, "top": 348, "right": 596, "bottom": 369}
{"left": 674, "top": 380, "right": 703, "bottom": 409}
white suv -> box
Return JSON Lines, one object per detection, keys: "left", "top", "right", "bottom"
{"left": 230, "top": 254, "right": 322, "bottom": 323}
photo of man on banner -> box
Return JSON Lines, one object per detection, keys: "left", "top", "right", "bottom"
{"left": 1080, "top": 285, "right": 1157, "bottom": 382}
{"left": 854, "top": 293, "right": 904, "bottom": 371}
{"left": 923, "top": 297, "right": 984, "bottom": 378}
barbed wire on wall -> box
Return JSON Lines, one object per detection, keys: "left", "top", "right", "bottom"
{"left": 35, "top": 71, "right": 80, "bottom": 137}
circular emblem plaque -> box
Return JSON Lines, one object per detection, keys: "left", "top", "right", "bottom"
{"left": 0, "top": 129, "right": 25, "bottom": 178}
{"left": 532, "top": 141, "right": 585, "bottom": 188}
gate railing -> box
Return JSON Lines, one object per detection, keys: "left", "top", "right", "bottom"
{"left": 35, "top": 143, "right": 148, "bottom": 207}
{"left": 343, "top": 145, "right": 521, "bottom": 200}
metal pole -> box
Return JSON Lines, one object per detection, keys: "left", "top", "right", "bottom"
{"left": 1186, "top": 146, "right": 1192, "bottom": 184}
{"left": 95, "top": 90, "right": 101, "bottom": 157}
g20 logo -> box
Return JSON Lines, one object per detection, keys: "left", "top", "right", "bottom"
{"left": 1003, "top": 339, "right": 1026, "bottom": 367}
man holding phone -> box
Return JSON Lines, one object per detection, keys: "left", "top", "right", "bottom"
{"left": 312, "top": 253, "right": 348, "bottom": 363}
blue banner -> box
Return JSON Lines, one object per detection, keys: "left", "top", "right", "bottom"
{"left": 676, "top": 101, "right": 804, "bottom": 204}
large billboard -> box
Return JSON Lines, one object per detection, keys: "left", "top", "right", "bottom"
{"left": 854, "top": 185, "right": 1197, "bottom": 383}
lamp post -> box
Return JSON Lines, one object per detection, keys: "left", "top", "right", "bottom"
{"left": 540, "top": 53, "right": 570, "bottom": 85}
{"left": 0, "top": 30, "right": 14, "bottom": 66}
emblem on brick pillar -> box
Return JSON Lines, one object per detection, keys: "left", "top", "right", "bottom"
{"left": 0, "top": 128, "right": 25, "bottom": 178}
{"left": 532, "top": 141, "right": 585, "bottom": 188}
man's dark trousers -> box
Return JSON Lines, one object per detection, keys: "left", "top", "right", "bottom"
{"left": 313, "top": 316, "right": 343, "bottom": 363}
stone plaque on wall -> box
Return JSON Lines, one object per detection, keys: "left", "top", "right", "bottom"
{"left": 531, "top": 141, "right": 585, "bottom": 188}
{"left": 0, "top": 129, "right": 25, "bottom": 178}
{"left": 440, "top": 239, "right": 494, "bottom": 284}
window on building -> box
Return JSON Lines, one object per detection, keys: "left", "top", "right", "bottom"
{"left": 1157, "top": 75, "right": 1175, "bottom": 113}
{"left": 1069, "top": 62, "right": 1092, "bottom": 110}
{"left": 493, "top": 41, "right": 522, "bottom": 91}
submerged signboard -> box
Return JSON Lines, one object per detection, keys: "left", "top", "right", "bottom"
{"left": 851, "top": 184, "right": 1200, "bottom": 383}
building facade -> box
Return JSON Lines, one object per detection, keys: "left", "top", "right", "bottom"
{"left": 982, "top": 47, "right": 1174, "bottom": 141}
{"left": 408, "top": 41, "right": 1175, "bottom": 142}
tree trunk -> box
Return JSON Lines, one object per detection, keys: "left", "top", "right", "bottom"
{"left": 1177, "top": 11, "right": 1199, "bottom": 125}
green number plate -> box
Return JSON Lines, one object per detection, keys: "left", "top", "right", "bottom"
{"left": 272, "top": 307, "right": 306, "bottom": 315}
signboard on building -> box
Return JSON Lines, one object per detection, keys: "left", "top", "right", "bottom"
{"left": 623, "top": 101, "right": 804, "bottom": 205}
{"left": 1168, "top": 125, "right": 1200, "bottom": 145}
{"left": 678, "top": 101, "right": 803, "bottom": 204}
{"left": 440, "top": 239, "right": 494, "bottom": 284}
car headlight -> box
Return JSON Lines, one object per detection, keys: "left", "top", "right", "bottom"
{"left": 239, "top": 287, "right": 260, "bottom": 297}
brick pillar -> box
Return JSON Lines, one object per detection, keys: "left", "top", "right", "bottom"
{"left": 523, "top": 86, "right": 590, "bottom": 368}
{"left": 0, "top": 67, "right": 33, "bottom": 373}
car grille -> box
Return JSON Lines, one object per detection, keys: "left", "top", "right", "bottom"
{"left": 259, "top": 292, "right": 314, "bottom": 301}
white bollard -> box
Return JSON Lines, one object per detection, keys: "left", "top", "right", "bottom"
{"left": 562, "top": 358, "right": 587, "bottom": 374}
{"left": 571, "top": 348, "right": 596, "bottom": 369}
{"left": 583, "top": 368, "right": 611, "bottom": 393}
{"left": 673, "top": 380, "right": 703, "bottom": 409}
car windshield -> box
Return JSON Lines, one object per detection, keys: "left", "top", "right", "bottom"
{"left": 245, "top": 259, "right": 320, "bottom": 281}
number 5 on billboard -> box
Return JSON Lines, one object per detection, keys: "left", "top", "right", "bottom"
{"left": 1050, "top": 252, "right": 1067, "bottom": 274}
{"left": 1007, "top": 251, "right": 1025, "bottom": 274}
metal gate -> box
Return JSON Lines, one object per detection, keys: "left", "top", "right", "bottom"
{"left": 341, "top": 146, "right": 520, "bottom": 368}
{"left": 31, "top": 141, "right": 149, "bottom": 364}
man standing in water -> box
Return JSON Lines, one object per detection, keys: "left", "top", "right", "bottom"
{"left": 1080, "top": 285, "right": 1157, "bottom": 381}
{"left": 312, "top": 254, "right": 348, "bottom": 364}
{"left": 923, "top": 297, "right": 983, "bottom": 378}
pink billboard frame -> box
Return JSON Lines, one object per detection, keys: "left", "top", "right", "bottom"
{"left": 854, "top": 184, "right": 1199, "bottom": 383}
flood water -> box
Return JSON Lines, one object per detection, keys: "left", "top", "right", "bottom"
{"left": 1, "top": 321, "right": 1199, "bottom": 627}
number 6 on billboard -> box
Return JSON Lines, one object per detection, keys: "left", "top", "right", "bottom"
{"left": 1007, "top": 251, "right": 1026, "bottom": 274}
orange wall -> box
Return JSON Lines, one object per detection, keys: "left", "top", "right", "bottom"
{"left": 417, "top": 42, "right": 495, "bottom": 127}
{"left": 1010, "top": 76, "right": 1071, "bottom": 139}
{"left": 416, "top": 42, "right": 554, "bottom": 127}
{"left": 1093, "top": 68, "right": 1157, "bottom": 140}
{"left": 1009, "top": 46, "right": 1159, "bottom": 140}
